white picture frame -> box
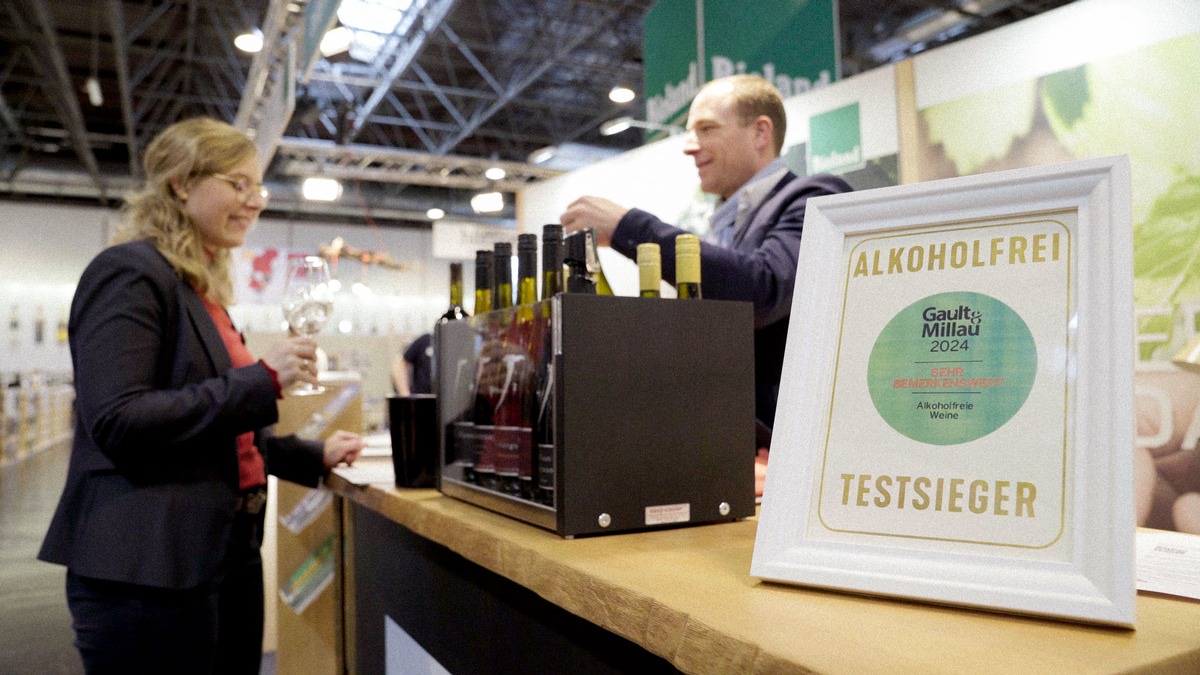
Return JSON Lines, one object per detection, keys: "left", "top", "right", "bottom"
{"left": 751, "top": 156, "right": 1135, "bottom": 627}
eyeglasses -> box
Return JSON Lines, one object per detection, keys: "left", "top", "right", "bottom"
{"left": 210, "top": 173, "right": 270, "bottom": 204}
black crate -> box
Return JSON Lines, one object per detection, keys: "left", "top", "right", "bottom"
{"left": 436, "top": 294, "right": 756, "bottom": 537}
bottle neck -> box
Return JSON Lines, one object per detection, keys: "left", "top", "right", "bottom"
{"left": 449, "top": 263, "right": 464, "bottom": 308}
{"left": 675, "top": 252, "right": 700, "bottom": 285}
{"left": 517, "top": 245, "right": 538, "bottom": 305}
{"left": 541, "top": 241, "right": 564, "bottom": 300}
{"left": 637, "top": 243, "right": 661, "bottom": 298}
{"left": 565, "top": 262, "right": 595, "bottom": 294}
{"left": 474, "top": 252, "right": 493, "bottom": 314}
{"left": 517, "top": 277, "right": 537, "bottom": 305}
{"left": 542, "top": 270, "right": 563, "bottom": 299}
{"left": 494, "top": 283, "right": 513, "bottom": 309}
{"left": 675, "top": 234, "right": 701, "bottom": 300}
{"left": 675, "top": 253, "right": 701, "bottom": 299}
{"left": 475, "top": 289, "right": 493, "bottom": 314}
{"left": 494, "top": 248, "right": 513, "bottom": 309}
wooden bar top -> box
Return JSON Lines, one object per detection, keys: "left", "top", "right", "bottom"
{"left": 328, "top": 458, "right": 1200, "bottom": 674}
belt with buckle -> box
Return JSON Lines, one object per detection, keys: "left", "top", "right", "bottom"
{"left": 235, "top": 486, "right": 268, "bottom": 515}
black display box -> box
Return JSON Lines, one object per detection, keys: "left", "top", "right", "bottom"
{"left": 435, "top": 294, "right": 756, "bottom": 538}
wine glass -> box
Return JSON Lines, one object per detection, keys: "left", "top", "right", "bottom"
{"left": 281, "top": 256, "right": 334, "bottom": 395}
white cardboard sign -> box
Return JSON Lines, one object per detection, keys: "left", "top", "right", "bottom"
{"left": 752, "top": 156, "right": 1135, "bottom": 627}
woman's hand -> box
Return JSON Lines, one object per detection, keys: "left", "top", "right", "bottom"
{"left": 261, "top": 335, "right": 318, "bottom": 389}
{"left": 323, "top": 430, "right": 364, "bottom": 469}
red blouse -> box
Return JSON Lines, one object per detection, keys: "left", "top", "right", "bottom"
{"left": 199, "top": 294, "right": 267, "bottom": 491}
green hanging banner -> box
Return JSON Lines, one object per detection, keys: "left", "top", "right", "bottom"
{"left": 643, "top": 0, "right": 839, "bottom": 127}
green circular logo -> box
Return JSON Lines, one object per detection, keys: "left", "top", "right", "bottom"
{"left": 866, "top": 292, "right": 1036, "bottom": 445}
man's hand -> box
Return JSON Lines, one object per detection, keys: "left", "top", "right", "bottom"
{"left": 560, "top": 195, "right": 629, "bottom": 247}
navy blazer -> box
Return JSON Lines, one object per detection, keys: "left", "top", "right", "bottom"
{"left": 39, "top": 240, "right": 325, "bottom": 590}
{"left": 611, "top": 172, "right": 854, "bottom": 428}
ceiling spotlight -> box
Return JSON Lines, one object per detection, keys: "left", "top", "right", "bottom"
{"left": 528, "top": 146, "right": 556, "bottom": 164}
{"left": 320, "top": 26, "right": 353, "bottom": 57}
{"left": 302, "top": 177, "right": 343, "bottom": 201}
{"left": 234, "top": 28, "right": 264, "bottom": 53}
{"left": 599, "top": 116, "right": 633, "bottom": 136}
{"left": 608, "top": 85, "right": 635, "bottom": 103}
{"left": 600, "top": 116, "right": 683, "bottom": 137}
{"left": 85, "top": 77, "right": 103, "bottom": 107}
{"left": 338, "top": 0, "right": 407, "bottom": 34}
{"left": 426, "top": 207, "right": 446, "bottom": 220}
{"left": 470, "top": 191, "right": 504, "bottom": 214}
{"left": 484, "top": 166, "right": 507, "bottom": 181}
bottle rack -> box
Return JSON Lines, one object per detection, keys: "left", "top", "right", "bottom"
{"left": 436, "top": 294, "right": 757, "bottom": 538}
{"left": 0, "top": 373, "right": 74, "bottom": 466}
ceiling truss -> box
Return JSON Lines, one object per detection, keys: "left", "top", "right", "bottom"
{"left": 0, "top": 0, "right": 1077, "bottom": 226}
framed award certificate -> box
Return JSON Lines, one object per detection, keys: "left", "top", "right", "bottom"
{"left": 752, "top": 156, "right": 1134, "bottom": 626}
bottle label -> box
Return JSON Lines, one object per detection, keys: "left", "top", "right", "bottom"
{"left": 471, "top": 423, "right": 497, "bottom": 473}
{"left": 490, "top": 425, "right": 531, "bottom": 478}
{"left": 536, "top": 443, "right": 555, "bottom": 490}
{"left": 453, "top": 421, "right": 487, "bottom": 468}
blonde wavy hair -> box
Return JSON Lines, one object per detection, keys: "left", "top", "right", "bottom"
{"left": 114, "top": 117, "right": 257, "bottom": 305}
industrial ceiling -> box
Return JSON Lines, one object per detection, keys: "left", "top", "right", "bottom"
{"left": 0, "top": 0, "right": 1075, "bottom": 226}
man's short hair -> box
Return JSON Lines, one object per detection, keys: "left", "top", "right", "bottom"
{"left": 709, "top": 74, "right": 787, "bottom": 156}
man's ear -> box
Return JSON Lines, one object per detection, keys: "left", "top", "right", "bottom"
{"left": 753, "top": 116, "right": 773, "bottom": 154}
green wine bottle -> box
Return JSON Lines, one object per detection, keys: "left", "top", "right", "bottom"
{"left": 675, "top": 234, "right": 702, "bottom": 299}
{"left": 637, "top": 243, "right": 661, "bottom": 298}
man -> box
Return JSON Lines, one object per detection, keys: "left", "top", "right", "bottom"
{"left": 561, "top": 74, "right": 853, "bottom": 494}
{"left": 393, "top": 332, "right": 433, "bottom": 395}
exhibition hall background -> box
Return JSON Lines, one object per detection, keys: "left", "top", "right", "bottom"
{"left": 2, "top": 0, "right": 1199, "bottom": 531}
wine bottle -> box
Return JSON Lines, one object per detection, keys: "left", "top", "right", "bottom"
{"left": 541, "top": 224, "right": 564, "bottom": 300}
{"left": 432, "top": 258, "right": 468, "bottom": 393}
{"left": 33, "top": 306, "right": 45, "bottom": 344}
{"left": 562, "top": 228, "right": 613, "bottom": 295}
{"left": 502, "top": 232, "right": 540, "bottom": 497}
{"left": 55, "top": 309, "right": 69, "bottom": 344}
{"left": 461, "top": 250, "right": 496, "bottom": 486}
{"left": 637, "top": 243, "right": 661, "bottom": 298}
{"left": 493, "top": 242, "right": 514, "bottom": 310}
{"left": 439, "top": 262, "right": 469, "bottom": 323}
{"left": 675, "top": 234, "right": 702, "bottom": 299}
{"left": 586, "top": 228, "right": 614, "bottom": 296}
{"left": 484, "top": 238, "right": 533, "bottom": 495}
{"left": 516, "top": 233, "right": 538, "bottom": 306}
{"left": 476, "top": 241, "right": 520, "bottom": 491}
{"left": 474, "top": 249, "right": 493, "bottom": 315}
{"left": 563, "top": 230, "right": 595, "bottom": 294}
{"left": 536, "top": 224, "right": 563, "bottom": 505}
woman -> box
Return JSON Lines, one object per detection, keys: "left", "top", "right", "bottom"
{"left": 38, "top": 117, "right": 363, "bottom": 674}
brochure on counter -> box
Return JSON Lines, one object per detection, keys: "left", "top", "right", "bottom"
{"left": 1136, "top": 530, "right": 1200, "bottom": 601}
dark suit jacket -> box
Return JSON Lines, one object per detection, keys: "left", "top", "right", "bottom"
{"left": 39, "top": 239, "right": 326, "bottom": 590}
{"left": 611, "top": 172, "right": 853, "bottom": 429}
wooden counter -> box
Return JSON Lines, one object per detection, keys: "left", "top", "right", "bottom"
{"left": 328, "top": 457, "right": 1200, "bottom": 674}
